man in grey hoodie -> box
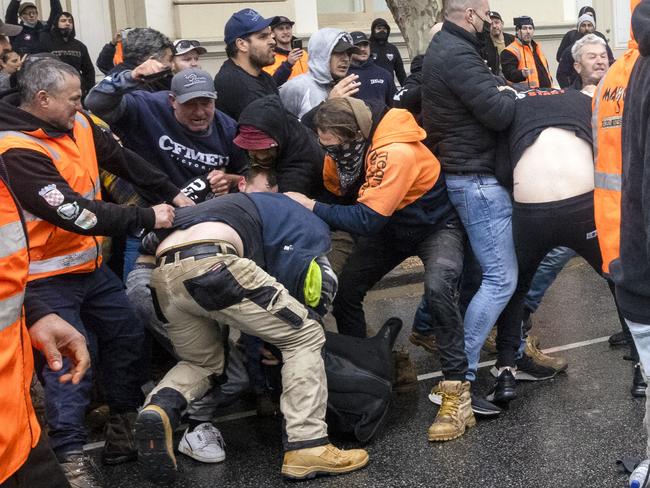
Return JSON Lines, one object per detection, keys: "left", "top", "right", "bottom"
{"left": 280, "top": 29, "right": 360, "bottom": 119}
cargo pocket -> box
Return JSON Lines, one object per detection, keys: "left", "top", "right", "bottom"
{"left": 148, "top": 285, "right": 169, "bottom": 324}
{"left": 183, "top": 262, "right": 245, "bottom": 311}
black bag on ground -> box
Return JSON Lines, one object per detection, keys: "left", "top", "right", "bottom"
{"left": 323, "top": 317, "right": 402, "bottom": 443}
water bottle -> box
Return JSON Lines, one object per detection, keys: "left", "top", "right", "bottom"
{"left": 630, "top": 459, "right": 650, "bottom": 488}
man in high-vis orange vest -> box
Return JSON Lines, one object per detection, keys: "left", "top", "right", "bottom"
{"left": 593, "top": 0, "right": 644, "bottom": 394}
{"left": 262, "top": 16, "right": 308, "bottom": 87}
{"left": 0, "top": 57, "right": 192, "bottom": 487}
{"left": 0, "top": 161, "right": 90, "bottom": 488}
{"left": 501, "top": 16, "right": 553, "bottom": 88}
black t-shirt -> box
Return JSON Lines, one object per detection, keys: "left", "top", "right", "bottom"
{"left": 155, "top": 193, "right": 265, "bottom": 266}
{"left": 509, "top": 88, "right": 592, "bottom": 165}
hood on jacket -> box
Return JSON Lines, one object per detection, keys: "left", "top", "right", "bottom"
{"left": 237, "top": 95, "right": 291, "bottom": 153}
{"left": 370, "top": 18, "right": 391, "bottom": 42}
{"left": 578, "top": 6, "right": 597, "bottom": 23}
{"left": 51, "top": 12, "right": 76, "bottom": 41}
{"left": 632, "top": 0, "right": 650, "bottom": 56}
{"left": 371, "top": 107, "right": 425, "bottom": 150}
{"left": 306, "top": 28, "right": 348, "bottom": 85}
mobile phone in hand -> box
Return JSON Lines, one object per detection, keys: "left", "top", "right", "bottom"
{"left": 291, "top": 39, "right": 303, "bottom": 50}
{"left": 141, "top": 67, "right": 172, "bottom": 82}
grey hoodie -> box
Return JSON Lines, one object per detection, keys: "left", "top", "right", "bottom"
{"left": 280, "top": 28, "right": 346, "bottom": 119}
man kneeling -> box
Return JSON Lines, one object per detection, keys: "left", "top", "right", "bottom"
{"left": 135, "top": 192, "right": 368, "bottom": 482}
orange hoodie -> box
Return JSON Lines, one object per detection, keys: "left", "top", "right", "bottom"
{"left": 317, "top": 108, "right": 454, "bottom": 235}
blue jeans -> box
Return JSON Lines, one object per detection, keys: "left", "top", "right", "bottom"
{"left": 29, "top": 265, "right": 145, "bottom": 456}
{"left": 122, "top": 235, "right": 142, "bottom": 282}
{"left": 625, "top": 319, "right": 650, "bottom": 457}
{"left": 524, "top": 246, "right": 576, "bottom": 313}
{"left": 444, "top": 174, "right": 517, "bottom": 381}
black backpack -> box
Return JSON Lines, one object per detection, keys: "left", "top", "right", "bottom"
{"left": 323, "top": 318, "right": 402, "bottom": 443}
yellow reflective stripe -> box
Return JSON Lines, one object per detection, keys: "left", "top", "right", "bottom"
{"left": 0, "top": 291, "right": 24, "bottom": 332}
{"left": 0, "top": 130, "right": 61, "bottom": 161}
{"left": 0, "top": 221, "right": 26, "bottom": 258}
{"left": 29, "top": 247, "right": 98, "bottom": 275}
{"left": 594, "top": 171, "right": 622, "bottom": 191}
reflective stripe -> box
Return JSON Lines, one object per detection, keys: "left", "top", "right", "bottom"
{"left": 592, "top": 79, "right": 605, "bottom": 164}
{"left": 594, "top": 171, "right": 622, "bottom": 191}
{"left": 0, "top": 221, "right": 26, "bottom": 258}
{"left": 0, "top": 130, "right": 61, "bottom": 161}
{"left": 0, "top": 291, "right": 24, "bottom": 332}
{"left": 75, "top": 113, "right": 90, "bottom": 128}
{"left": 29, "top": 247, "right": 97, "bottom": 275}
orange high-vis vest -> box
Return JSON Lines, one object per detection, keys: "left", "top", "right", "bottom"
{"left": 263, "top": 50, "right": 309, "bottom": 80}
{"left": 592, "top": 0, "right": 641, "bottom": 275}
{"left": 504, "top": 39, "right": 553, "bottom": 88}
{"left": 113, "top": 38, "right": 124, "bottom": 66}
{"left": 0, "top": 176, "right": 41, "bottom": 483}
{"left": 0, "top": 113, "right": 103, "bottom": 281}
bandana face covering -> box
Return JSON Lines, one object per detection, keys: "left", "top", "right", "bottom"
{"left": 322, "top": 139, "right": 367, "bottom": 194}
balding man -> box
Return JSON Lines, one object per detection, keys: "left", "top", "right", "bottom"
{"left": 420, "top": 0, "right": 519, "bottom": 411}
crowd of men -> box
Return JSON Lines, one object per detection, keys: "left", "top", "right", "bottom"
{"left": 2, "top": 0, "right": 650, "bottom": 487}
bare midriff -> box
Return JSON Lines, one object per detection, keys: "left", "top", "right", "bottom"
{"left": 513, "top": 127, "right": 594, "bottom": 204}
{"left": 157, "top": 221, "right": 245, "bottom": 258}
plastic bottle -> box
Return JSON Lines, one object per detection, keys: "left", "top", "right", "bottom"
{"left": 630, "top": 459, "right": 650, "bottom": 488}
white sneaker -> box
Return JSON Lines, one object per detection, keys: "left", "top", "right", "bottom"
{"left": 178, "top": 422, "right": 226, "bottom": 463}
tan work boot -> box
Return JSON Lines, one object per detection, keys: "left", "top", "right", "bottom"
{"left": 427, "top": 380, "right": 476, "bottom": 442}
{"left": 409, "top": 331, "right": 438, "bottom": 353}
{"left": 525, "top": 336, "right": 568, "bottom": 372}
{"left": 281, "top": 443, "right": 369, "bottom": 480}
{"left": 392, "top": 348, "right": 418, "bottom": 392}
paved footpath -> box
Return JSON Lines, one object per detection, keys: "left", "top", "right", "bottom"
{"left": 94, "top": 259, "right": 644, "bottom": 487}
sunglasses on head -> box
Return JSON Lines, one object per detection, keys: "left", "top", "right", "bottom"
{"left": 174, "top": 39, "right": 201, "bottom": 52}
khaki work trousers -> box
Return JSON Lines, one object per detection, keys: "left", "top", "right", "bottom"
{"left": 148, "top": 252, "right": 328, "bottom": 448}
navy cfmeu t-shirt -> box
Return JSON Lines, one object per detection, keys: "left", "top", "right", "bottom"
{"left": 117, "top": 90, "right": 248, "bottom": 187}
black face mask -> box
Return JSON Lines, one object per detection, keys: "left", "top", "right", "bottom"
{"left": 374, "top": 31, "right": 389, "bottom": 42}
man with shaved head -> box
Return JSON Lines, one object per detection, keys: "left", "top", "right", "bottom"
{"left": 419, "top": 0, "right": 522, "bottom": 414}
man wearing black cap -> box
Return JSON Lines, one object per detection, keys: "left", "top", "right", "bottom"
{"left": 348, "top": 31, "right": 396, "bottom": 107}
{"left": 501, "top": 16, "right": 553, "bottom": 88}
{"left": 262, "top": 16, "right": 308, "bottom": 87}
{"left": 369, "top": 18, "right": 406, "bottom": 85}
{"left": 482, "top": 11, "right": 515, "bottom": 75}
{"left": 213, "top": 8, "right": 279, "bottom": 120}
{"left": 5, "top": 0, "right": 62, "bottom": 55}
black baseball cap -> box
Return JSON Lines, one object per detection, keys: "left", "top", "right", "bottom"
{"left": 350, "top": 31, "right": 369, "bottom": 45}
{"left": 489, "top": 11, "right": 503, "bottom": 21}
{"left": 271, "top": 16, "right": 295, "bottom": 28}
{"left": 331, "top": 32, "right": 361, "bottom": 54}
{"left": 514, "top": 16, "right": 535, "bottom": 29}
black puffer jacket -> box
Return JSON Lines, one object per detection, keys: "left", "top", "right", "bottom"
{"left": 237, "top": 95, "right": 324, "bottom": 197}
{"left": 393, "top": 54, "right": 424, "bottom": 120}
{"left": 422, "top": 21, "right": 516, "bottom": 174}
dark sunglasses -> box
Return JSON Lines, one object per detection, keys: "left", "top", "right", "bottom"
{"left": 319, "top": 139, "right": 357, "bottom": 160}
{"left": 174, "top": 39, "right": 201, "bottom": 53}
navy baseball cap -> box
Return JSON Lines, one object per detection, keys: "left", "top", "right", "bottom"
{"left": 224, "top": 9, "right": 277, "bottom": 46}
{"left": 350, "top": 31, "right": 369, "bottom": 45}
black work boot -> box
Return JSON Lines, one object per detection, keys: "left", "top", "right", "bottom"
{"left": 102, "top": 411, "right": 138, "bottom": 465}
{"left": 60, "top": 451, "right": 103, "bottom": 488}
{"left": 487, "top": 368, "right": 517, "bottom": 405}
{"left": 135, "top": 388, "right": 187, "bottom": 484}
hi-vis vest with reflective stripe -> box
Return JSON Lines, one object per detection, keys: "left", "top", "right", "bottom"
{"left": 504, "top": 39, "right": 552, "bottom": 89}
{"left": 0, "top": 176, "right": 41, "bottom": 483}
{"left": 592, "top": 22, "right": 640, "bottom": 274}
{"left": 0, "top": 113, "right": 103, "bottom": 281}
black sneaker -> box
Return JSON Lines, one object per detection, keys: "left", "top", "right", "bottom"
{"left": 609, "top": 330, "right": 630, "bottom": 347}
{"left": 632, "top": 363, "right": 648, "bottom": 398}
{"left": 60, "top": 451, "right": 102, "bottom": 488}
{"left": 471, "top": 395, "right": 502, "bottom": 417}
{"left": 515, "top": 353, "right": 558, "bottom": 381}
{"left": 487, "top": 369, "right": 517, "bottom": 404}
{"left": 135, "top": 405, "right": 178, "bottom": 484}
{"left": 102, "top": 412, "right": 137, "bottom": 465}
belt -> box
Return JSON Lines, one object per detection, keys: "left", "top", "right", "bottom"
{"left": 156, "top": 241, "right": 239, "bottom": 266}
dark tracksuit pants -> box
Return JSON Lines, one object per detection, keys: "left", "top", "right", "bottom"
{"left": 333, "top": 219, "right": 468, "bottom": 381}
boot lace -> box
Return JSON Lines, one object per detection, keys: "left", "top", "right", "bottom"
{"left": 437, "top": 392, "right": 460, "bottom": 417}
